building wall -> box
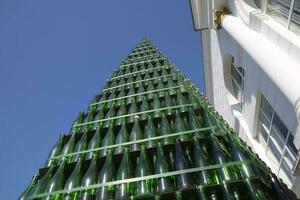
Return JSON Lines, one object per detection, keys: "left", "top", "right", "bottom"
{"left": 202, "top": 16, "right": 300, "bottom": 195}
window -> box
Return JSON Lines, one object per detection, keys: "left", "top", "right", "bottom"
{"left": 230, "top": 57, "right": 245, "bottom": 109}
{"left": 266, "top": 0, "right": 300, "bottom": 34}
{"left": 257, "top": 95, "right": 299, "bottom": 185}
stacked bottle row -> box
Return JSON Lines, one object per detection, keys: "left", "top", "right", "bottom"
{"left": 103, "top": 66, "right": 176, "bottom": 91}
{"left": 48, "top": 108, "right": 204, "bottom": 166}
{"left": 127, "top": 49, "right": 157, "bottom": 59}
{"left": 121, "top": 52, "right": 164, "bottom": 65}
{"left": 79, "top": 90, "right": 200, "bottom": 131}
{"left": 22, "top": 136, "right": 276, "bottom": 200}
{"left": 130, "top": 43, "right": 154, "bottom": 53}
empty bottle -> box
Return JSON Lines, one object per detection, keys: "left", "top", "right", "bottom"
{"left": 45, "top": 134, "right": 65, "bottom": 167}
{"left": 174, "top": 140, "right": 194, "bottom": 190}
{"left": 60, "top": 133, "right": 77, "bottom": 163}
{"left": 127, "top": 99, "right": 138, "bottom": 124}
{"left": 174, "top": 111, "right": 189, "bottom": 141}
{"left": 156, "top": 80, "right": 165, "bottom": 99}
{"left": 152, "top": 94, "right": 162, "bottom": 118}
{"left": 147, "top": 82, "right": 155, "bottom": 100}
{"left": 135, "top": 146, "right": 153, "bottom": 197}
{"left": 103, "top": 105, "right": 115, "bottom": 129}
{"left": 83, "top": 111, "right": 94, "bottom": 132}
{"left": 115, "top": 103, "right": 127, "bottom": 126}
{"left": 43, "top": 160, "right": 66, "bottom": 200}
{"left": 126, "top": 85, "right": 136, "bottom": 105}
{"left": 86, "top": 128, "right": 102, "bottom": 160}
{"left": 115, "top": 119, "right": 129, "bottom": 154}
{"left": 129, "top": 116, "right": 143, "bottom": 151}
{"left": 140, "top": 96, "right": 149, "bottom": 121}
{"left": 80, "top": 154, "right": 98, "bottom": 200}
{"left": 93, "top": 110, "right": 104, "bottom": 130}
{"left": 159, "top": 113, "right": 174, "bottom": 145}
{"left": 136, "top": 84, "right": 145, "bottom": 103}
{"left": 100, "top": 124, "right": 115, "bottom": 157}
{"left": 176, "top": 92, "right": 188, "bottom": 113}
{"left": 188, "top": 108, "right": 204, "bottom": 137}
{"left": 63, "top": 158, "right": 83, "bottom": 200}
{"left": 72, "top": 131, "right": 88, "bottom": 162}
{"left": 96, "top": 150, "right": 116, "bottom": 200}
{"left": 144, "top": 115, "right": 157, "bottom": 148}
{"left": 72, "top": 110, "right": 84, "bottom": 133}
{"left": 18, "top": 175, "right": 39, "bottom": 200}
{"left": 155, "top": 143, "right": 174, "bottom": 194}
{"left": 167, "top": 79, "right": 176, "bottom": 96}
{"left": 115, "top": 148, "right": 133, "bottom": 200}
{"left": 164, "top": 91, "right": 175, "bottom": 116}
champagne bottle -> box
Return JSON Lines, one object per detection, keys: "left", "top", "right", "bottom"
{"left": 135, "top": 146, "right": 153, "bottom": 197}
{"left": 29, "top": 166, "right": 55, "bottom": 197}
{"left": 45, "top": 134, "right": 64, "bottom": 167}
{"left": 155, "top": 143, "right": 174, "bottom": 193}
{"left": 167, "top": 79, "right": 176, "bottom": 96}
{"left": 86, "top": 128, "right": 102, "bottom": 160}
{"left": 127, "top": 99, "right": 138, "bottom": 124}
{"left": 188, "top": 108, "right": 204, "bottom": 137}
{"left": 164, "top": 92, "right": 175, "bottom": 116}
{"left": 140, "top": 96, "right": 149, "bottom": 121}
{"left": 93, "top": 110, "right": 104, "bottom": 130}
{"left": 159, "top": 113, "right": 174, "bottom": 145}
{"left": 115, "top": 148, "right": 133, "bottom": 200}
{"left": 136, "top": 84, "right": 145, "bottom": 103}
{"left": 144, "top": 115, "right": 157, "bottom": 148}
{"left": 96, "top": 150, "right": 116, "bottom": 200}
{"left": 18, "top": 175, "right": 39, "bottom": 200}
{"left": 115, "top": 119, "right": 129, "bottom": 154}
{"left": 174, "top": 110, "right": 189, "bottom": 141}
{"left": 100, "top": 123, "right": 115, "bottom": 157}
{"left": 63, "top": 158, "right": 83, "bottom": 200}
{"left": 60, "top": 133, "right": 77, "bottom": 163}
{"left": 126, "top": 85, "right": 135, "bottom": 105}
{"left": 174, "top": 140, "right": 194, "bottom": 190}
{"left": 147, "top": 82, "right": 155, "bottom": 101}
{"left": 115, "top": 103, "right": 127, "bottom": 126}
{"left": 72, "top": 131, "right": 88, "bottom": 162}
{"left": 129, "top": 116, "right": 143, "bottom": 151}
{"left": 116, "top": 94, "right": 125, "bottom": 108}
{"left": 152, "top": 94, "right": 162, "bottom": 118}
{"left": 43, "top": 160, "right": 66, "bottom": 200}
{"left": 80, "top": 154, "right": 98, "bottom": 200}
{"left": 103, "top": 105, "right": 115, "bottom": 129}
{"left": 209, "top": 134, "right": 231, "bottom": 199}
{"left": 83, "top": 111, "right": 94, "bottom": 132}
{"left": 176, "top": 91, "right": 188, "bottom": 113}
{"left": 192, "top": 137, "right": 212, "bottom": 185}
{"left": 157, "top": 80, "right": 165, "bottom": 99}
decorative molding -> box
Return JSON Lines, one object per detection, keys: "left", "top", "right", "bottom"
{"left": 249, "top": 10, "right": 268, "bottom": 31}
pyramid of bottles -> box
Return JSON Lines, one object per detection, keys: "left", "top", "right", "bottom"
{"left": 20, "top": 38, "right": 297, "bottom": 200}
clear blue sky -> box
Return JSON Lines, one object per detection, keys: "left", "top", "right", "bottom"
{"left": 0, "top": 1, "right": 203, "bottom": 199}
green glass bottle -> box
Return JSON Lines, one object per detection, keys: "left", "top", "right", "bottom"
{"left": 136, "top": 83, "right": 145, "bottom": 103}
{"left": 188, "top": 92, "right": 201, "bottom": 110}
{"left": 140, "top": 96, "right": 149, "bottom": 121}
{"left": 164, "top": 91, "right": 175, "bottom": 116}
{"left": 86, "top": 128, "right": 102, "bottom": 160}
{"left": 127, "top": 99, "right": 138, "bottom": 124}
{"left": 63, "top": 158, "right": 83, "bottom": 200}
{"left": 100, "top": 123, "right": 115, "bottom": 157}
{"left": 144, "top": 114, "right": 157, "bottom": 148}
{"left": 176, "top": 91, "right": 188, "bottom": 113}
{"left": 126, "top": 85, "right": 136, "bottom": 105}
{"left": 129, "top": 116, "right": 143, "bottom": 151}
{"left": 115, "top": 119, "right": 129, "bottom": 154}
{"left": 80, "top": 154, "right": 98, "bottom": 200}
{"left": 29, "top": 166, "right": 55, "bottom": 197}
{"left": 103, "top": 105, "right": 115, "bottom": 129}
{"left": 144, "top": 70, "right": 151, "bottom": 79}
{"left": 116, "top": 94, "right": 125, "bottom": 109}
{"left": 167, "top": 79, "right": 176, "bottom": 96}
{"left": 135, "top": 145, "right": 153, "bottom": 197}
{"left": 96, "top": 150, "right": 116, "bottom": 200}
{"left": 174, "top": 140, "right": 194, "bottom": 190}
{"left": 152, "top": 93, "right": 162, "bottom": 118}
{"left": 192, "top": 137, "right": 212, "bottom": 186}
{"left": 45, "top": 134, "right": 65, "bottom": 167}
{"left": 147, "top": 82, "right": 155, "bottom": 101}
{"left": 93, "top": 110, "right": 104, "bottom": 130}
{"left": 18, "top": 175, "right": 39, "bottom": 200}
{"left": 155, "top": 143, "right": 174, "bottom": 194}
{"left": 43, "top": 160, "right": 66, "bottom": 200}
{"left": 72, "top": 131, "right": 88, "bottom": 162}
{"left": 156, "top": 80, "right": 165, "bottom": 99}
{"left": 159, "top": 113, "right": 174, "bottom": 145}
{"left": 60, "top": 133, "right": 77, "bottom": 163}
{"left": 188, "top": 108, "right": 204, "bottom": 137}
{"left": 174, "top": 110, "right": 189, "bottom": 141}
{"left": 115, "top": 148, "right": 133, "bottom": 200}
{"left": 83, "top": 111, "right": 94, "bottom": 132}
{"left": 115, "top": 103, "right": 127, "bottom": 126}
{"left": 72, "top": 110, "right": 84, "bottom": 133}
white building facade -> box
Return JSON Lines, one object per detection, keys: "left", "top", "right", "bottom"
{"left": 190, "top": 0, "right": 300, "bottom": 196}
